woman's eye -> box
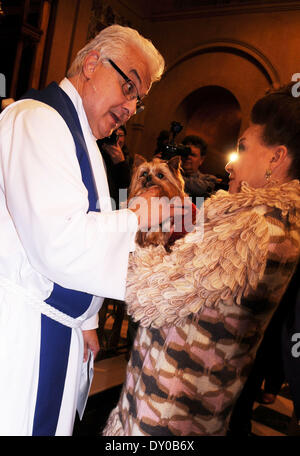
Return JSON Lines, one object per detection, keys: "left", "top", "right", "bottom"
{"left": 157, "top": 173, "right": 164, "bottom": 179}
{"left": 238, "top": 142, "right": 245, "bottom": 152}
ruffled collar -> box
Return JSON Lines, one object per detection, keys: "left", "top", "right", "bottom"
{"left": 205, "top": 179, "right": 300, "bottom": 222}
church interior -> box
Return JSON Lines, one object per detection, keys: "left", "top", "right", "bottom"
{"left": 1, "top": 0, "right": 299, "bottom": 437}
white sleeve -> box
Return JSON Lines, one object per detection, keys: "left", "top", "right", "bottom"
{"left": 81, "top": 313, "right": 99, "bottom": 330}
{"left": 2, "top": 100, "right": 138, "bottom": 301}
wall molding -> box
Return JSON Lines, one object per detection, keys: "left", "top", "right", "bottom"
{"left": 149, "top": 1, "right": 300, "bottom": 21}
{"left": 164, "top": 39, "right": 281, "bottom": 86}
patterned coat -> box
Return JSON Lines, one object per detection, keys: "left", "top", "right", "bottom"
{"left": 103, "top": 180, "right": 300, "bottom": 436}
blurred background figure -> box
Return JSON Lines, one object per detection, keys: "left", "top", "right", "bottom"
{"left": 228, "top": 268, "right": 299, "bottom": 436}
{"left": 0, "top": 97, "right": 14, "bottom": 113}
{"left": 154, "top": 129, "right": 169, "bottom": 158}
{"left": 97, "top": 125, "right": 132, "bottom": 210}
{"left": 181, "top": 135, "right": 221, "bottom": 203}
{"left": 97, "top": 126, "right": 133, "bottom": 358}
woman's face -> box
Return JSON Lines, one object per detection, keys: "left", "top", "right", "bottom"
{"left": 225, "top": 124, "right": 276, "bottom": 193}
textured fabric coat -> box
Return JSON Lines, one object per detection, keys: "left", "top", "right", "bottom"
{"left": 103, "top": 180, "right": 300, "bottom": 436}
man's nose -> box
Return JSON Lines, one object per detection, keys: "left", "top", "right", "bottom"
{"left": 122, "top": 98, "right": 137, "bottom": 117}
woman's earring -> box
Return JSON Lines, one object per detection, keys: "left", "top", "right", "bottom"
{"left": 265, "top": 168, "right": 272, "bottom": 181}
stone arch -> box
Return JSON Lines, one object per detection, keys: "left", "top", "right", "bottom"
{"left": 130, "top": 39, "right": 280, "bottom": 161}
{"left": 175, "top": 85, "right": 242, "bottom": 177}
{"left": 165, "top": 39, "right": 281, "bottom": 87}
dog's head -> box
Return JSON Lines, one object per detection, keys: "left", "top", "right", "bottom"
{"left": 129, "top": 154, "right": 186, "bottom": 199}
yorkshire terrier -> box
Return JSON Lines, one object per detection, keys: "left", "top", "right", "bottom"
{"left": 128, "top": 154, "right": 188, "bottom": 249}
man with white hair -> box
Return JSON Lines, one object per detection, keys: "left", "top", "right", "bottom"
{"left": 0, "top": 25, "right": 173, "bottom": 436}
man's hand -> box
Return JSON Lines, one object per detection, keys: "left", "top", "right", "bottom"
{"left": 102, "top": 143, "right": 125, "bottom": 164}
{"left": 82, "top": 329, "right": 100, "bottom": 362}
{"left": 128, "top": 187, "right": 193, "bottom": 232}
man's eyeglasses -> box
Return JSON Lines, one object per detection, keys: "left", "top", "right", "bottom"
{"left": 107, "top": 59, "right": 144, "bottom": 113}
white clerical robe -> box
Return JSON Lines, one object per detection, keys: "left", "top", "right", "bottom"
{"left": 0, "top": 78, "right": 138, "bottom": 435}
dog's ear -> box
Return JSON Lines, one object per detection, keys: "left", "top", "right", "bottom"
{"left": 133, "top": 154, "right": 147, "bottom": 169}
{"left": 167, "top": 155, "right": 181, "bottom": 171}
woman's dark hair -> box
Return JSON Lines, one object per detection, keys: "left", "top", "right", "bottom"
{"left": 251, "top": 83, "right": 300, "bottom": 179}
{"left": 182, "top": 135, "right": 208, "bottom": 156}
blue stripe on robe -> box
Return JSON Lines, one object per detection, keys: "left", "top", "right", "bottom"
{"left": 21, "top": 82, "right": 99, "bottom": 435}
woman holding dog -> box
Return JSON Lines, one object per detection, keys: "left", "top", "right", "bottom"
{"left": 103, "top": 84, "right": 300, "bottom": 436}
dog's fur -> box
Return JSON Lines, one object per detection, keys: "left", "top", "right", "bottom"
{"left": 128, "top": 154, "right": 186, "bottom": 248}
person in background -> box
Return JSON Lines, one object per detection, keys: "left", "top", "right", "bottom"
{"left": 153, "top": 129, "right": 169, "bottom": 158}
{"left": 282, "top": 263, "right": 300, "bottom": 435}
{"left": 228, "top": 267, "right": 299, "bottom": 436}
{"left": 0, "top": 97, "right": 14, "bottom": 112}
{"left": 181, "top": 135, "right": 221, "bottom": 203}
{"left": 98, "top": 125, "right": 131, "bottom": 209}
{"left": 97, "top": 125, "right": 132, "bottom": 355}
{"left": 115, "top": 125, "right": 132, "bottom": 169}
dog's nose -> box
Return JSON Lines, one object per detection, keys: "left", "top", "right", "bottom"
{"left": 144, "top": 175, "right": 154, "bottom": 188}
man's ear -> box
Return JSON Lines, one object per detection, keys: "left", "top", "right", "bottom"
{"left": 82, "top": 50, "right": 100, "bottom": 79}
{"left": 200, "top": 156, "right": 205, "bottom": 166}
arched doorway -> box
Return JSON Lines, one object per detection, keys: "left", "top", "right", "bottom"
{"left": 137, "top": 38, "right": 277, "bottom": 162}
{"left": 175, "top": 85, "right": 242, "bottom": 178}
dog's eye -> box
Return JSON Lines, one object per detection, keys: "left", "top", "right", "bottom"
{"left": 157, "top": 173, "right": 164, "bottom": 179}
{"left": 141, "top": 171, "right": 148, "bottom": 178}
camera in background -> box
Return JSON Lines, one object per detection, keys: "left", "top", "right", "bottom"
{"left": 155, "top": 121, "right": 191, "bottom": 161}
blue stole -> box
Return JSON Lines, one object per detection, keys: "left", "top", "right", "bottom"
{"left": 21, "top": 82, "right": 100, "bottom": 435}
